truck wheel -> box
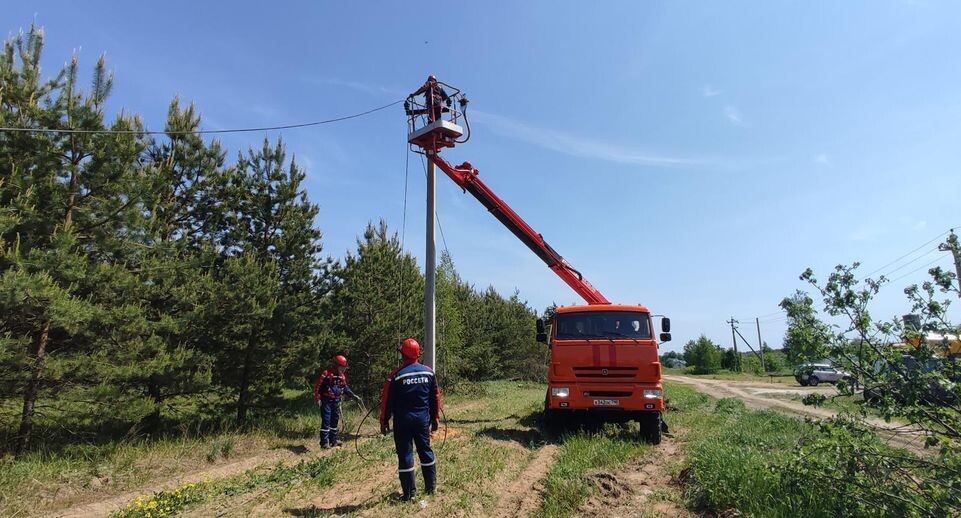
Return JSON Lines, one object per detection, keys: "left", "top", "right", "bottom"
{"left": 808, "top": 376, "right": 819, "bottom": 387}
{"left": 638, "top": 412, "right": 662, "bottom": 445}
{"left": 542, "top": 396, "right": 553, "bottom": 424}
{"left": 542, "top": 396, "right": 564, "bottom": 433}
{"left": 582, "top": 420, "right": 603, "bottom": 435}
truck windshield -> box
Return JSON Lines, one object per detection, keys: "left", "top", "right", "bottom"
{"left": 554, "top": 311, "right": 651, "bottom": 340}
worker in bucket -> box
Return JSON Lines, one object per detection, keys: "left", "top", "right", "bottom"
{"left": 379, "top": 338, "right": 442, "bottom": 501}
{"left": 408, "top": 75, "right": 450, "bottom": 122}
{"left": 314, "top": 355, "right": 361, "bottom": 448}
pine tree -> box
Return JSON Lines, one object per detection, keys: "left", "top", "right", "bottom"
{"left": 212, "top": 137, "right": 326, "bottom": 423}
{"left": 328, "top": 221, "right": 423, "bottom": 398}
{"left": 197, "top": 254, "right": 281, "bottom": 424}
{"left": 435, "top": 251, "right": 467, "bottom": 386}
{"left": 125, "top": 99, "right": 230, "bottom": 430}
{"left": 0, "top": 26, "right": 146, "bottom": 456}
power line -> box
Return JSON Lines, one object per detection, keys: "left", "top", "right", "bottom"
{"left": 889, "top": 255, "right": 950, "bottom": 284}
{"left": 877, "top": 247, "right": 940, "bottom": 277}
{"left": 863, "top": 228, "right": 952, "bottom": 277}
{"left": 401, "top": 140, "right": 410, "bottom": 249}
{"left": 757, "top": 316, "right": 788, "bottom": 324}
{"left": 756, "top": 309, "right": 785, "bottom": 319}
{"left": 0, "top": 99, "right": 404, "bottom": 136}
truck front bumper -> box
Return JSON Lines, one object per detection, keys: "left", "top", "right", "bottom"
{"left": 546, "top": 383, "right": 664, "bottom": 413}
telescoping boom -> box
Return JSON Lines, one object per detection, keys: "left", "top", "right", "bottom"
{"left": 404, "top": 77, "right": 608, "bottom": 305}
{"left": 405, "top": 75, "right": 670, "bottom": 445}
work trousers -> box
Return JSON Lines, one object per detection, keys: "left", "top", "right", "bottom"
{"left": 393, "top": 418, "right": 436, "bottom": 495}
{"left": 320, "top": 400, "right": 341, "bottom": 446}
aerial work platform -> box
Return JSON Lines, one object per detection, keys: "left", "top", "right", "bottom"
{"left": 407, "top": 119, "right": 463, "bottom": 150}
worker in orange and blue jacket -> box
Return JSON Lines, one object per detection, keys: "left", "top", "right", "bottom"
{"left": 408, "top": 75, "right": 450, "bottom": 123}
{"left": 314, "top": 355, "right": 361, "bottom": 448}
{"left": 379, "top": 338, "right": 442, "bottom": 500}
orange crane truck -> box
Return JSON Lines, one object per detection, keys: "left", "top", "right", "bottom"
{"left": 405, "top": 76, "right": 672, "bottom": 443}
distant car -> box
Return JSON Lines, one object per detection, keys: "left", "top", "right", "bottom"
{"left": 794, "top": 363, "right": 853, "bottom": 387}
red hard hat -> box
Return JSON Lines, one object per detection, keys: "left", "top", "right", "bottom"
{"left": 400, "top": 338, "right": 421, "bottom": 360}
{"left": 334, "top": 355, "right": 347, "bottom": 367}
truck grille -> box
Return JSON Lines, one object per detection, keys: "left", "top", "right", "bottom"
{"left": 573, "top": 367, "right": 637, "bottom": 379}
{"left": 583, "top": 390, "right": 632, "bottom": 397}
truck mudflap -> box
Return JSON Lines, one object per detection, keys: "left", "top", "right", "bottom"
{"left": 546, "top": 383, "right": 664, "bottom": 413}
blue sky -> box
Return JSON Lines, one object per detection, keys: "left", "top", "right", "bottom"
{"left": 6, "top": 1, "right": 961, "bottom": 352}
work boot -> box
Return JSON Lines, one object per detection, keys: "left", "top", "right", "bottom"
{"left": 320, "top": 442, "right": 330, "bottom": 449}
{"left": 399, "top": 471, "right": 417, "bottom": 501}
{"left": 423, "top": 464, "right": 437, "bottom": 494}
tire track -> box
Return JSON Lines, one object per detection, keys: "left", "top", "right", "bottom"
{"left": 579, "top": 436, "right": 692, "bottom": 518}
{"left": 490, "top": 444, "right": 558, "bottom": 517}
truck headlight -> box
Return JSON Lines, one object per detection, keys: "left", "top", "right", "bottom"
{"left": 551, "top": 387, "right": 570, "bottom": 398}
{"left": 643, "top": 389, "right": 662, "bottom": 399}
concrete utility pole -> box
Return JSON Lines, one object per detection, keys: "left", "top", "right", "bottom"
{"left": 756, "top": 317, "right": 766, "bottom": 372}
{"left": 727, "top": 317, "right": 740, "bottom": 372}
{"left": 424, "top": 158, "right": 437, "bottom": 369}
{"left": 939, "top": 229, "right": 961, "bottom": 300}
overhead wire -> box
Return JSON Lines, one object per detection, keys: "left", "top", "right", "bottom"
{"left": 876, "top": 247, "right": 941, "bottom": 278}
{"left": 0, "top": 99, "right": 404, "bottom": 135}
{"left": 889, "top": 255, "right": 950, "bottom": 284}
{"left": 863, "top": 228, "right": 952, "bottom": 278}
{"left": 755, "top": 309, "right": 786, "bottom": 319}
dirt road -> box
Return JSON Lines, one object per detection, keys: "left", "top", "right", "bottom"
{"left": 664, "top": 375, "right": 927, "bottom": 452}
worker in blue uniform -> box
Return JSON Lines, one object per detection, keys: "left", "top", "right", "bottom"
{"left": 379, "top": 338, "right": 442, "bottom": 500}
{"left": 407, "top": 75, "right": 450, "bottom": 123}
{"left": 314, "top": 355, "right": 361, "bottom": 448}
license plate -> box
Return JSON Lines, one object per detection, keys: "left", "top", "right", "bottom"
{"left": 593, "top": 399, "right": 619, "bottom": 406}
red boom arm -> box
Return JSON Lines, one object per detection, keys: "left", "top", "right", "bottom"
{"left": 426, "top": 153, "right": 610, "bottom": 305}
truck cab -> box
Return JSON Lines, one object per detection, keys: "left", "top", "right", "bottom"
{"left": 538, "top": 304, "right": 670, "bottom": 443}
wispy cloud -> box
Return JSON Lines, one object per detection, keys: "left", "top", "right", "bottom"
{"left": 470, "top": 110, "right": 703, "bottom": 167}
{"left": 849, "top": 226, "right": 884, "bottom": 242}
{"left": 813, "top": 153, "right": 830, "bottom": 165}
{"left": 913, "top": 220, "right": 928, "bottom": 231}
{"left": 723, "top": 105, "right": 743, "bottom": 125}
{"left": 701, "top": 85, "right": 720, "bottom": 97}
{"left": 309, "top": 77, "right": 406, "bottom": 98}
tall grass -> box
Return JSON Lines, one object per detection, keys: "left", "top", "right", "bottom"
{"left": 679, "top": 398, "right": 811, "bottom": 516}
{"left": 671, "top": 383, "right": 926, "bottom": 517}
{"left": 538, "top": 428, "right": 651, "bottom": 517}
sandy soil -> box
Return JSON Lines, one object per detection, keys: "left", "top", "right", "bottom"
{"left": 489, "top": 444, "right": 559, "bottom": 517}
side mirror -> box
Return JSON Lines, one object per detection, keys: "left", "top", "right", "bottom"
{"left": 661, "top": 317, "right": 671, "bottom": 333}
{"left": 536, "top": 318, "right": 548, "bottom": 343}
{"left": 659, "top": 333, "right": 672, "bottom": 343}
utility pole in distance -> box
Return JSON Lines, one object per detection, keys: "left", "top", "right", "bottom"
{"left": 939, "top": 229, "right": 961, "bottom": 300}
{"left": 727, "top": 317, "right": 740, "bottom": 372}
{"left": 756, "top": 317, "right": 766, "bottom": 373}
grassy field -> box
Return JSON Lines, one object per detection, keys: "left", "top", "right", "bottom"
{"left": 663, "top": 367, "right": 797, "bottom": 385}
{"left": 3, "top": 378, "right": 915, "bottom": 517}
